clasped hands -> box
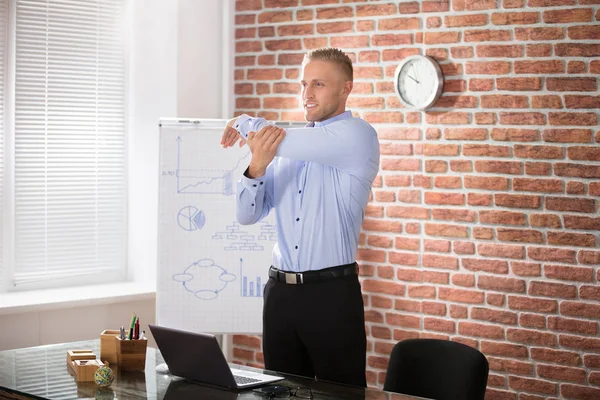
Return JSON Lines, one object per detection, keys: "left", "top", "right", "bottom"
{"left": 221, "top": 118, "right": 285, "bottom": 178}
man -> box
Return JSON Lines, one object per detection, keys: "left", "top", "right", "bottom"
{"left": 221, "top": 48, "right": 380, "bottom": 387}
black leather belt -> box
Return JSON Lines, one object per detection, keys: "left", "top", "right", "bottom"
{"left": 268, "top": 262, "right": 358, "bottom": 284}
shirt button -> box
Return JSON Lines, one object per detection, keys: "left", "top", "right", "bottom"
{"left": 260, "top": 182, "right": 264, "bottom": 185}
{"left": 295, "top": 246, "right": 298, "bottom": 249}
{"left": 251, "top": 203, "right": 254, "bottom": 206}
{"left": 298, "top": 190, "right": 302, "bottom": 194}
{"left": 296, "top": 218, "right": 299, "bottom": 221}
{"left": 253, "top": 184, "right": 257, "bottom": 187}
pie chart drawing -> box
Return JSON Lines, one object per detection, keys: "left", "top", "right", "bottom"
{"left": 178, "top": 206, "right": 206, "bottom": 231}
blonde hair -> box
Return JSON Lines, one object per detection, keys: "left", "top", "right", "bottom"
{"left": 304, "top": 47, "right": 353, "bottom": 82}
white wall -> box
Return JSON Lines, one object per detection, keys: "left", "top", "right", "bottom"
{"left": 0, "top": 0, "right": 231, "bottom": 351}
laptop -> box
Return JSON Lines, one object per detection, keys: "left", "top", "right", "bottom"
{"left": 149, "top": 324, "right": 284, "bottom": 389}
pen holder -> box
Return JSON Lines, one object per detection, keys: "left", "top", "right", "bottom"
{"left": 115, "top": 337, "right": 147, "bottom": 371}
{"left": 100, "top": 329, "right": 120, "bottom": 365}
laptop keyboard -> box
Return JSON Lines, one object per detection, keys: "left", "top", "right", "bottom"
{"left": 234, "top": 375, "right": 262, "bottom": 385}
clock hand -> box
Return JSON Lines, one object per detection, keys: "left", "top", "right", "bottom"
{"left": 408, "top": 75, "right": 419, "bottom": 83}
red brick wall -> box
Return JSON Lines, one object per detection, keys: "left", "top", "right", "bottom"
{"left": 231, "top": 1, "right": 600, "bottom": 398}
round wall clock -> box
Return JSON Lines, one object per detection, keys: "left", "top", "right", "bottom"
{"left": 394, "top": 55, "right": 444, "bottom": 110}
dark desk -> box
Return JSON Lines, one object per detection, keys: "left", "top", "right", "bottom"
{"left": 0, "top": 341, "right": 426, "bottom": 400}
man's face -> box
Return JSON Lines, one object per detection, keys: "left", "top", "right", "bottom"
{"left": 300, "top": 60, "right": 351, "bottom": 122}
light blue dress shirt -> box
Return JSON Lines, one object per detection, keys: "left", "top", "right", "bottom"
{"left": 233, "top": 111, "right": 380, "bottom": 272}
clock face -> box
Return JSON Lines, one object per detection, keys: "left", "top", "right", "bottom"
{"left": 395, "top": 56, "right": 443, "bottom": 110}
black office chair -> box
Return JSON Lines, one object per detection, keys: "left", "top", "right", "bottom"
{"left": 383, "top": 338, "right": 489, "bottom": 400}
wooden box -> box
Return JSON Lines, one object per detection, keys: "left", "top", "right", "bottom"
{"left": 66, "top": 350, "right": 96, "bottom": 375}
{"left": 71, "top": 359, "right": 104, "bottom": 382}
{"left": 100, "top": 329, "right": 120, "bottom": 364}
{"left": 116, "top": 337, "right": 147, "bottom": 371}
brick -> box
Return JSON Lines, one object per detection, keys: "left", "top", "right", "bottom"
{"left": 317, "top": 21, "right": 353, "bottom": 34}
{"left": 548, "top": 232, "right": 596, "bottom": 247}
{"left": 450, "top": 305, "right": 468, "bottom": 319}
{"left": 488, "top": 358, "right": 533, "bottom": 376}
{"left": 356, "top": 3, "right": 396, "bottom": 16}
{"left": 548, "top": 316, "right": 597, "bottom": 335}
{"left": 471, "top": 307, "right": 518, "bottom": 325}
{"left": 560, "top": 335, "right": 600, "bottom": 352}
{"left": 258, "top": 10, "right": 292, "bottom": 23}
{"left": 515, "top": 145, "right": 564, "bottom": 159}
{"left": 454, "top": 241, "right": 476, "bottom": 255}
{"left": 466, "top": 61, "right": 511, "bottom": 74}
{"left": 555, "top": 43, "right": 600, "bottom": 57}
{"left": 547, "top": 77, "right": 597, "bottom": 92}
{"left": 469, "top": 78, "right": 492, "bottom": 91}
{"left": 432, "top": 209, "right": 476, "bottom": 222}
{"left": 481, "top": 341, "right": 528, "bottom": 358}
{"left": 263, "top": 97, "right": 299, "bottom": 109}
{"left": 474, "top": 227, "right": 494, "bottom": 240}
{"left": 362, "top": 280, "right": 405, "bottom": 296}
{"left": 378, "top": 17, "right": 420, "bottom": 31}
{"left": 511, "top": 261, "right": 541, "bottom": 276}
{"left": 424, "top": 192, "right": 464, "bottom": 206}
{"left": 567, "top": 181, "right": 585, "bottom": 195}
{"left": 450, "top": 160, "right": 473, "bottom": 172}
{"left": 453, "top": 0, "right": 499, "bottom": 10}
{"left": 543, "top": 8, "right": 593, "bottom": 23}
{"left": 465, "top": 176, "right": 509, "bottom": 190}
{"left": 390, "top": 251, "right": 419, "bottom": 266}
{"left": 452, "top": 273, "right": 475, "bottom": 287}
{"left": 424, "top": 223, "right": 469, "bottom": 238}
{"left": 315, "top": 6, "right": 353, "bottom": 19}
{"left": 564, "top": 215, "right": 600, "bottom": 231}
{"left": 567, "top": 60, "right": 586, "bottom": 73}
{"left": 386, "top": 313, "right": 421, "bottom": 329}
{"left": 529, "top": 0, "right": 575, "bottom": 5}
{"left": 236, "top": 14, "right": 256, "bottom": 24}
{"left": 508, "top": 328, "right": 557, "bottom": 348}
{"left": 515, "top": 27, "right": 564, "bottom": 40}
{"left": 525, "top": 162, "right": 551, "bottom": 176}
{"left": 528, "top": 247, "right": 576, "bottom": 264}
{"left": 543, "top": 129, "right": 593, "bottom": 143}
{"left": 510, "top": 377, "right": 557, "bottom": 395}
{"left": 303, "top": 38, "right": 327, "bottom": 49}
{"left": 408, "top": 285, "right": 436, "bottom": 299}
{"left": 568, "top": 146, "right": 600, "bottom": 161}
{"left": 482, "top": 95, "right": 529, "bottom": 109}
{"left": 475, "top": 160, "right": 523, "bottom": 175}
{"left": 479, "top": 275, "right": 526, "bottom": 293}
{"left": 478, "top": 243, "right": 525, "bottom": 259}
{"left": 529, "top": 281, "right": 577, "bottom": 299}
{"left": 508, "top": 295, "right": 557, "bottom": 313}
{"left": 425, "top": 160, "right": 447, "bottom": 173}
{"left": 520, "top": 313, "right": 546, "bottom": 329}
{"left": 565, "top": 95, "right": 600, "bottom": 109}
{"left": 513, "top": 178, "right": 563, "bottom": 193}
{"left": 439, "top": 287, "right": 485, "bottom": 304}
{"left": 560, "top": 301, "right": 600, "bottom": 319}
{"left": 463, "top": 259, "right": 508, "bottom": 274}
{"left": 499, "top": 112, "right": 545, "bottom": 125}
{"left": 526, "top": 43, "right": 552, "bottom": 57}
{"left": 569, "top": 25, "right": 600, "bottom": 40}
{"left": 514, "top": 60, "right": 564, "bottom": 74}
{"left": 459, "top": 321, "right": 504, "bottom": 339}
{"left": 561, "top": 384, "right": 600, "bottom": 399}
{"left": 443, "top": 128, "right": 487, "bottom": 141}
{"left": 491, "top": 128, "right": 539, "bottom": 142}
{"left": 467, "top": 193, "right": 492, "bottom": 206}
{"left": 579, "top": 250, "right": 600, "bottom": 265}
{"left": 480, "top": 210, "right": 526, "bottom": 225}
{"left": 555, "top": 163, "right": 600, "bottom": 178}
{"left": 537, "top": 364, "right": 585, "bottom": 384}
{"left": 531, "top": 348, "right": 581, "bottom": 366}
{"left": 372, "top": 34, "right": 412, "bottom": 46}
{"left": 585, "top": 354, "right": 600, "bottom": 368}
{"left": 424, "top": 317, "right": 455, "bottom": 333}
{"left": 422, "top": 254, "right": 459, "bottom": 270}
{"left": 494, "top": 194, "right": 541, "bottom": 209}
{"left": 547, "top": 196, "right": 596, "bottom": 213}
{"left": 496, "top": 77, "right": 542, "bottom": 91}
{"left": 424, "top": 239, "right": 450, "bottom": 253}
{"left": 362, "top": 219, "right": 402, "bottom": 233}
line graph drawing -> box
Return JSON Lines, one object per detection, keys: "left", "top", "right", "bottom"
{"left": 212, "top": 220, "right": 276, "bottom": 251}
{"left": 172, "top": 259, "right": 236, "bottom": 300}
{"left": 176, "top": 136, "right": 250, "bottom": 195}
{"left": 177, "top": 206, "right": 206, "bottom": 231}
{"left": 239, "top": 258, "right": 265, "bottom": 298}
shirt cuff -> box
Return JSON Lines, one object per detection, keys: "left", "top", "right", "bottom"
{"left": 233, "top": 114, "right": 253, "bottom": 139}
{"left": 240, "top": 167, "right": 266, "bottom": 191}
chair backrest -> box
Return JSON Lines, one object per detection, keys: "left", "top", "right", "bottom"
{"left": 383, "top": 338, "right": 489, "bottom": 400}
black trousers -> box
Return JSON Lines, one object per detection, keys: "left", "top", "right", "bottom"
{"left": 262, "top": 273, "right": 367, "bottom": 387}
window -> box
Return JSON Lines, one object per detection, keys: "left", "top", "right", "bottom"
{"left": 1, "top": 0, "right": 128, "bottom": 291}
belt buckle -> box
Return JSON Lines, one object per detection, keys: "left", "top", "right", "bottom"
{"left": 285, "top": 272, "right": 303, "bottom": 284}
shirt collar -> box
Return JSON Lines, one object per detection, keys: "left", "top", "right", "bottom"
{"left": 309, "top": 110, "right": 353, "bottom": 128}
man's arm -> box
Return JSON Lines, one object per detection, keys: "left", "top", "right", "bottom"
{"left": 233, "top": 115, "right": 377, "bottom": 174}
{"left": 236, "top": 164, "right": 274, "bottom": 225}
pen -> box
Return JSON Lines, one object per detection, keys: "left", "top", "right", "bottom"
{"left": 128, "top": 313, "right": 136, "bottom": 340}
{"left": 134, "top": 317, "right": 140, "bottom": 340}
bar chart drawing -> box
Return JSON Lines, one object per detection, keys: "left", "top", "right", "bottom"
{"left": 175, "top": 136, "right": 250, "bottom": 195}
{"left": 239, "top": 258, "right": 266, "bottom": 298}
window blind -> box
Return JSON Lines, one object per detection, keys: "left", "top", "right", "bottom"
{"left": 12, "top": 0, "right": 127, "bottom": 288}
{"left": 0, "top": 0, "right": 7, "bottom": 290}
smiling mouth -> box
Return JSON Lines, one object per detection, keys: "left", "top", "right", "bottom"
{"left": 304, "top": 103, "right": 317, "bottom": 109}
